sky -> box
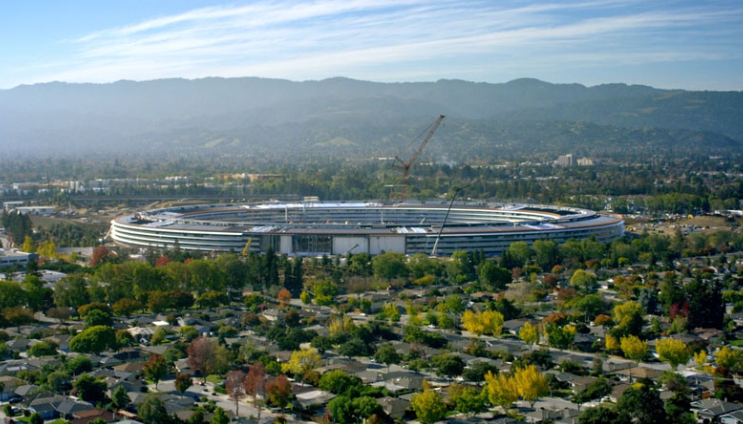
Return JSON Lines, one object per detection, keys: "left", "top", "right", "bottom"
{"left": 1, "top": 0, "right": 742, "bottom": 90}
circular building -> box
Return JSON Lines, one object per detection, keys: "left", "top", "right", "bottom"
{"left": 110, "top": 202, "right": 624, "bottom": 257}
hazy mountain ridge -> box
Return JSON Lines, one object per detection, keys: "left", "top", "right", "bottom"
{"left": 0, "top": 77, "right": 740, "bottom": 156}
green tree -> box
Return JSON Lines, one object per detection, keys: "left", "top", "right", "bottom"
{"left": 111, "top": 385, "right": 131, "bottom": 410}
{"left": 507, "top": 241, "right": 533, "bottom": 267}
{"left": 69, "top": 325, "right": 117, "bottom": 354}
{"left": 478, "top": 260, "right": 512, "bottom": 291}
{"left": 374, "top": 344, "right": 402, "bottom": 371}
{"left": 211, "top": 407, "right": 229, "bottom": 424}
{"left": 569, "top": 269, "right": 598, "bottom": 293}
{"left": 372, "top": 252, "right": 409, "bottom": 280}
{"left": 411, "top": 386, "right": 447, "bottom": 424}
{"left": 615, "top": 379, "right": 668, "bottom": 424}
{"left": 74, "top": 374, "right": 107, "bottom": 403}
{"left": 138, "top": 395, "right": 169, "bottom": 424}
{"left": 53, "top": 274, "right": 90, "bottom": 310}
{"left": 578, "top": 406, "right": 619, "bottom": 424}
{"left": 432, "top": 354, "right": 465, "bottom": 378}
{"left": 28, "top": 413, "right": 43, "bottom": 424}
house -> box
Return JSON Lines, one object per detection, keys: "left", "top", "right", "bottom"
{"left": 721, "top": 409, "right": 743, "bottom": 424}
{"left": 691, "top": 398, "right": 743, "bottom": 422}
{"left": 27, "top": 394, "right": 67, "bottom": 420}
{"left": 570, "top": 376, "right": 597, "bottom": 393}
{"left": 502, "top": 318, "right": 540, "bottom": 335}
{"left": 377, "top": 396, "right": 409, "bottom": 419}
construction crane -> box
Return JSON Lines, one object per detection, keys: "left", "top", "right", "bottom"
{"left": 241, "top": 237, "right": 254, "bottom": 257}
{"left": 393, "top": 115, "right": 445, "bottom": 201}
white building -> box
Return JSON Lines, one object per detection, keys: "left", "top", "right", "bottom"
{"left": 0, "top": 249, "right": 38, "bottom": 268}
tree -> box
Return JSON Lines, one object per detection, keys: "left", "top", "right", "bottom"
{"left": 615, "top": 379, "right": 668, "bottom": 424}
{"left": 448, "top": 384, "right": 487, "bottom": 416}
{"left": 187, "top": 336, "right": 217, "bottom": 382}
{"left": 195, "top": 291, "right": 229, "bottom": 309}
{"left": 507, "top": 241, "right": 532, "bottom": 268}
{"left": 372, "top": 252, "right": 409, "bottom": 280}
{"left": 54, "top": 274, "right": 90, "bottom": 310}
{"left": 478, "top": 260, "right": 511, "bottom": 290}
{"left": 144, "top": 354, "right": 168, "bottom": 390}
{"left": 28, "top": 340, "right": 58, "bottom": 357}
{"left": 74, "top": 374, "right": 107, "bottom": 403}
{"left": 328, "top": 395, "right": 354, "bottom": 424}
{"left": 111, "top": 385, "right": 131, "bottom": 410}
{"left": 374, "top": 344, "right": 401, "bottom": 371}
{"left": 411, "top": 385, "right": 447, "bottom": 424}
{"left": 67, "top": 356, "right": 93, "bottom": 375}
{"left": 112, "top": 298, "right": 141, "bottom": 317}
{"left": 656, "top": 338, "right": 691, "bottom": 369}
{"left": 28, "top": 413, "right": 43, "bottom": 424}
{"left": 620, "top": 335, "right": 648, "bottom": 362}
{"left": 226, "top": 370, "right": 246, "bottom": 416}
{"left": 138, "top": 395, "right": 169, "bottom": 424}
{"left": 244, "top": 363, "right": 267, "bottom": 417}
{"left": 89, "top": 245, "right": 113, "bottom": 266}
{"left": 175, "top": 373, "right": 193, "bottom": 395}
{"left": 266, "top": 375, "right": 292, "bottom": 409}
{"left": 319, "top": 370, "right": 361, "bottom": 395}
{"left": 212, "top": 407, "right": 229, "bottom": 424}
{"left": 533, "top": 239, "right": 561, "bottom": 270}
{"left": 0, "top": 281, "right": 26, "bottom": 309}
{"left": 484, "top": 371, "right": 518, "bottom": 410}
{"left": 578, "top": 406, "right": 619, "bottom": 424}
{"left": 546, "top": 323, "right": 576, "bottom": 349}
{"left": 277, "top": 288, "right": 291, "bottom": 308}
{"left": 69, "top": 325, "right": 116, "bottom": 354}
{"left": 612, "top": 300, "right": 644, "bottom": 337}
{"left": 570, "top": 269, "right": 598, "bottom": 293}
{"left": 432, "top": 354, "right": 465, "bottom": 378}
{"left": 84, "top": 309, "right": 113, "bottom": 329}
{"left": 461, "top": 309, "right": 504, "bottom": 336}
{"left": 513, "top": 365, "right": 549, "bottom": 407}
{"left": 282, "top": 347, "right": 321, "bottom": 375}
{"left": 351, "top": 396, "right": 381, "bottom": 423}
{"left": 519, "top": 322, "right": 539, "bottom": 348}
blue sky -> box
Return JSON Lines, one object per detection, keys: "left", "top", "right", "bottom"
{"left": 1, "top": 0, "right": 742, "bottom": 90}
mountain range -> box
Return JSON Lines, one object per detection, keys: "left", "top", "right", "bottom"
{"left": 0, "top": 77, "right": 740, "bottom": 157}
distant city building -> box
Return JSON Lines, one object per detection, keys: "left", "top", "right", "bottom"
{"left": 13, "top": 206, "right": 56, "bottom": 216}
{"left": 577, "top": 157, "right": 595, "bottom": 166}
{"left": 3, "top": 201, "right": 25, "bottom": 212}
{"left": 0, "top": 249, "right": 38, "bottom": 268}
{"left": 556, "top": 154, "right": 574, "bottom": 166}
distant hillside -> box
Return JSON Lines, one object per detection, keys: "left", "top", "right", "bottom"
{"left": 0, "top": 77, "right": 740, "bottom": 157}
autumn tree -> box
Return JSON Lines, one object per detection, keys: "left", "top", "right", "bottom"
{"left": 186, "top": 336, "right": 217, "bottom": 382}
{"left": 226, "top": 370, "right": 246, "bottom": 416}
{"left": 484, "top": 371, "right": 518, "bottom": 411}
{"left": 277, "top": 288, "right": 291, "bottom": 308}
{"left": 513, "top": 365, "right": 549, "bottom": 407}
{"left": 266, "top": 375, "right": 292, "bottom": 409}
{"left": 411, "top": 383, "right": 447, "bottom": 424}
{"left": 144, "top": 354, "right": 168, "bottom": 390}
{"left": 461, "top": 309, "right": 504, "bottom": 336}
{"left": 244, "top": 362, "right": 267, "bottom": 417}
{"left": 620, "top": 335, "right": 647, "bottom": 362}
{"left": 519, "top": 322, "right": 539, "bottom": 348}
{"left": 656, "top": 338, "right": 691, "bottom": 369}
{"left": 175, "top": 373, "right": 193, "bottom": 395}
{"left": 112, "top": 298, "right": 141, "bottom": 317}
{"left": 281, "top": 347, "right": 322, "bottom": 376}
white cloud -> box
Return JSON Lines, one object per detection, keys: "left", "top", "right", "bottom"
{"left": 8, "top": 0, "right": 743, "bottom": 88}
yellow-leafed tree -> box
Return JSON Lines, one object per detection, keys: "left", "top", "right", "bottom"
{"left": 513, "top": 365, "right": 549, "bottom": 407}
{"left": 281, "top": 347, "right": 321, "bottom": 376}
{"left": 519, "top": 322, "right": 539, "bottom": 348}
{"left": 462, "top": 309, "right": 504, "bottom": 336}
{"left": 656, "top": 338, "right": 691, "bottom": 369}
{"left": 329, "top": 315, "right": 356, "bottom": 337}
{"left": 484, "top": 371, "right": 518, "bottom": 410}
{"left": 605, "top": 333, "right": 619, "bottom": 352}
{"left": 694, "top": 350, "right": 707, "bottom": 365}
{"left": 620, "top": 335, "right": 647, "bottom": 362}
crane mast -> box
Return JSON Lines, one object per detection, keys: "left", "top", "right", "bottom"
{"left": 393, "top": 115, "right": 445, "bottom": 201}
